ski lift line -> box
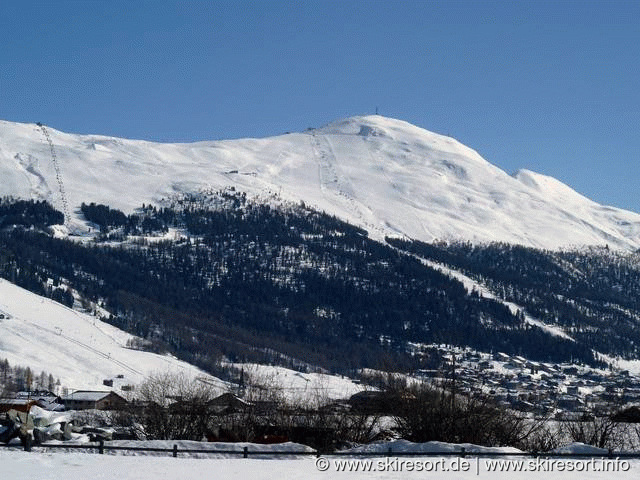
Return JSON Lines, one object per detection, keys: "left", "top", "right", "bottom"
{"left": 37, "top": 123, "right": 70, "bottom": 225}
{"left": 18, "top": 315, "right": 143, "bottom": 376}
{"left": 56, "top": 332, "right": 144, "bottom": 376}
{"left": 6, "top": 314, "right": 142, "bottom": 376}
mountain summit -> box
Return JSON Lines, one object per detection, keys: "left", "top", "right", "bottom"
{"left": 1, "top": 115, "right": 639, "bottom": 249}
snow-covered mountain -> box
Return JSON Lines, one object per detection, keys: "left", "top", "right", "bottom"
{"left": 1, "top": 115, "right": 639, "bottom": 250}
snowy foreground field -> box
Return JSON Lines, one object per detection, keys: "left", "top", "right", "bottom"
{"left": 2, "top": 449, "right": 638, "bottom": 480}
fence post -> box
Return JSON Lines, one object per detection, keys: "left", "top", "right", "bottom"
{"left": 24, "top": 435, "right": 32, "bottom": 452}
{"left": 99, "top": 439, "right": 104, "bottom": 454}
{"left": 243, "top": 447, "right": 248, "bottom": 459}
{"left": 173, "top": 444, "right": 178, "bottom": 458}
{"left": 608, "top": 449, "right": 613, "bottom": 458}
{"left": 461, "top": 447, "right": 466, "bottom": 458}
{"left": 387, "top": 447, "right": 392, "bottom": 457}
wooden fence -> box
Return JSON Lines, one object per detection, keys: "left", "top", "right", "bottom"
{"left": 6, "top": 440, "right": 640, "bottom": 459}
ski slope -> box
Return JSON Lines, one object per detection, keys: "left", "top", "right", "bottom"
{"left": 1, "top": 115, "right": 640, "bottom": 250}
{"left": 420, "top": 258, "right": 575, "bottom": 341}
{"left": 0, "top": 278, "right": 216, "bottom": 392}
{"left": 0, "top": 278, "right": 365, "bottom": 399}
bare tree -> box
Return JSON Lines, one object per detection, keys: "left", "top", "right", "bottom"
{"left": 389, "top": 379, "right": 554, "bottom": 449}
{"left": 125, "top": 371, "right": 220, "bottom": 440}
{"left": 559, "top": 412, "right": 623, "bottom": 450}
{"left": 215, "top": 367, "right": 288, "bottom": 442}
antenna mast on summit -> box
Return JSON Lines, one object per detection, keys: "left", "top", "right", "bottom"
{"left": 37, "top": 122, "right": 70, "bottom": 226}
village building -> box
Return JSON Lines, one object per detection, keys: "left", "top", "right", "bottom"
{"left": 207, "top": 392, "right": 250, "bottom": 414}
{"left": 16, "top": 390, "right": 64, "bottom": 411}
{"left": 62, "top": 391, "right": 127, "bottom": 410}
{"left": 0, "top": 398, "right": 37, "bottom": 413}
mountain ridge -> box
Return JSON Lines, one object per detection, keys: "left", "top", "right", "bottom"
{"left": 1, "top": 115, "right": 639, "bottom": 250}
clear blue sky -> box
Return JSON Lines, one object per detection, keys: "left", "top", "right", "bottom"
{"left": 1, "top": 1, "right": 639, "bottom": 212}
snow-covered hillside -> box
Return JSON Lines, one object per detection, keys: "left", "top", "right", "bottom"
{"left": 1, "top": 115, "right": 640, "bottom": 249}
{"left": 0, "top": 278, "right": 365, "bottom": 399}
{"left": 0, "top": 278, "right": 215, "bottom": 392}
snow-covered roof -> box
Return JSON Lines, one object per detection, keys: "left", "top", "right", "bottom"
{"left": 0, "top": 398, "right": 35, "bottom": 405}
{"left": 16, "top": 390, "right": 58, "bottom": 399}
{"left": 62, "top": 391, "right": 114, "bottom": 402}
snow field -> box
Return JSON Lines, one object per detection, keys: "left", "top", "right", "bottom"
{"left": 1, "top": 448, "right": 638, "bottom": 480}
{"left": 0, "top": 278, "right": 216, "bottom": 392}
{"left": 2, "top": 115, "right": 640, "bottom": 250}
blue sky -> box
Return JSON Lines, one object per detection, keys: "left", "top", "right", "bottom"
{"left": 1, "top": 1, "right": 639, "bottom": 212}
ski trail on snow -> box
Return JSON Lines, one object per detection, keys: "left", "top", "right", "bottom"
{"left": 13, "top": 153, "right": 53, "bottom": 201}
{"left": 309, "top": 132, "right": 383, "bottom": 236}
{"left": 390, "top": 245, "right": 575, "bottom": 342}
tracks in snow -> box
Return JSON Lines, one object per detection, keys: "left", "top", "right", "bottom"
{"left": 6, "top": 298, "right": 146, "bottom": 377}
{"left": 310, "top": 132, "right": 340, "bottom": 193}
{"left": 13, "top": 153, "right": 53, "bottom": 201}
{"left": 309, "top": 132, "right": 383, "bottom": 237}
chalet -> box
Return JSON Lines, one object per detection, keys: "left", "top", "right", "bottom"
{"left": 566, "top": 385, "right": 579, "bottom": 395}
{"left": 16, "top": 391, "right": 64, "bottom": 411}
{"left": 35, "top": 396, "right": 65, "bottom": 411}
{"left": 556, "top": 395, "right": 584, "bottom": 410}
{"left": 504, "top": 380, "right": 520, "bottom": 390}
{"left": 539, "top": 363, "right": 557, "bottom": 374}
{"left": 348, "top": 390, "right": 408, "bottom": 414}
{"left": 168, "top": 393, "right": 250, "bottom": 415}
{"left": 62, "top": 391, "right": 127, "bottom": 410}
{"left": 16, "top": 390, "right": 57, "bottom": 398}
{"left": 207, "top": 393, "right": 250, "bottom": 414}
{"left": 514, "top": 400, "right": 535, "bottom": 412}
{"left": 0, "top": 398, "right": 37, "bottom": 413}
{"left": 526, "top": 361, "right": 540, "bottom": 374}
{"left": 509, "top": 357, "right": 526, "bottom": 368}
{"left": 584, "top": 393, "right": 599, "bottom": 404}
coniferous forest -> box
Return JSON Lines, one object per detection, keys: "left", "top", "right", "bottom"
{"left": 3, "top": 193, "right": 635, "bottom": 377}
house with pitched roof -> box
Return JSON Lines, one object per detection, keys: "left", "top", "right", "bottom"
{"left": 62, "top": 391, "right": 127, "bottom": 410}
